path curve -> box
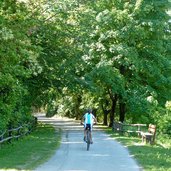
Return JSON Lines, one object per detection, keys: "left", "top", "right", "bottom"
{"left": 35, "top": 113, "right": 142, "bottom": 171}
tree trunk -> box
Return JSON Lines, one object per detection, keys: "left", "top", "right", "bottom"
{"left": 101, "top": 99, "right": 110, "bottom": 126}
{"left": 75, "top": 94, "right": 82, "bottom": 120}
{"left": 103, "top": 112, "right": 108, "bottom": 126}
{"left": 93, "top": 108, "right": 97, "bottom": 118}
{"left": 109, "top": 95, "right": 118, "bottom": 127}
{"left": 119, "top": 101, "right": 126, "bottom": 123}
{"left": 119, "top": 65, "right": 127, "bottom": 123}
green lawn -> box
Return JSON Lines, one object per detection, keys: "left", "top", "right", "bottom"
{"left": 0, "top": 123, "right": 61, "bottom": 170}
{"left": 105, "top": 129, "right": 171, "bottom": 171}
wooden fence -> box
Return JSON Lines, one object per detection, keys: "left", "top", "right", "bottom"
{"left": 113, "top": 121, "right": 147, "bottom": 136}
{"left": 0, "top": 117, "right": 37, "bottom": 144}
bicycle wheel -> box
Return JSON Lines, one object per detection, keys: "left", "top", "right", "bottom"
{"left": 86, "top": 130, "right": 90, "bottom": 151}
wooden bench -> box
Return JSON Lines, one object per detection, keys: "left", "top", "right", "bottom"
{"left": 141, "top": 124, "right": 156, "bottom": 144}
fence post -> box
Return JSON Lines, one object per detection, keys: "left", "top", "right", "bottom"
{"left": 17, "top": 126, "right": 21, "bottom": 140}
{"left": 34, "top": 116, "right": 38, "bottom": 128}
{"left": 0, "top": 131, "right": 2, "bottom": 141}
{"left": 8, "top": 123, "right": 12, "bottom": 143}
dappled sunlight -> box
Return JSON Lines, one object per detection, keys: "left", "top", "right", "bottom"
{"left": 0, "top": 169, "right": 25, "bottom": 171}
{"left": 62, "top": 141, "right": 84, "bottom": 144}
{"left": 133, "top": 142, "right": 146, "bottom": 146}
{"left": 35, "top": 113, "right": 105, "bottom": 132}
{"left": 101, "top": 137, "right": 115, "bottom": 141}
{"left": 63, "top": 170, "right": 88, "bottom": 171}
{"left": 127, "top": 144, "right": 171, "bottom": 171}
{"left": 92, "top": 153, "right": 110, "bottom": 157}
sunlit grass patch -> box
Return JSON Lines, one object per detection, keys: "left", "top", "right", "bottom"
{"left": 0, "top": 123, "right": 61, "bottom": 170}
{"left": 105, "top": 128, "right": 171, "bottom": 171}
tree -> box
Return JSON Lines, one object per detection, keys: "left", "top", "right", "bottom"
{"left": 83, "top": 0, "right": 171, "bottom": 124}
{"left": 0, "top": 0, "right": 41, "bottom": 129}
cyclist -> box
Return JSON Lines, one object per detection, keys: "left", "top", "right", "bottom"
{"left": 81, "top": 109, "right": 97, "bottom": 144}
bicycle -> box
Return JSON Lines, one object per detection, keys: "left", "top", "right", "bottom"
{"left": 85, "top": 126, "right": 91, "bottom": 151}
{"left": 81, "top": 122, "right": 96, "bottom": 151}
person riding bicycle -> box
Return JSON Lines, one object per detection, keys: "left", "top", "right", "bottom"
{"left": 81, "top": 109, "right": 97, "bottom": 144}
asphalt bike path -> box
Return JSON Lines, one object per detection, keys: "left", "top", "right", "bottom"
{"left": 35, "top": 113, "right": 142, "bottom": 171}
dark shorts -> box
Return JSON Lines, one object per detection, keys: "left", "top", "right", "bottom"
{"left": 85, "top": 124, "right": 92, "bottom": 131}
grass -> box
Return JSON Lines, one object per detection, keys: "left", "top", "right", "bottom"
{"left": 0, "top": 123, "right": 61, "bottom": 170}
{"left": 105, "top": 128, "right": 171, "bottom": 171}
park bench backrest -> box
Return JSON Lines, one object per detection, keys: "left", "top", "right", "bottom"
{"left": 148, "top": 124, "right": 156, "bottom": 135}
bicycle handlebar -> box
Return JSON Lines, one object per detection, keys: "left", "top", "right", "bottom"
{"left": 80, "top": 122, "right": 97, "bottom": 125}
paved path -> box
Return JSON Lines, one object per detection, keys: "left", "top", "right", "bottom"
{"left": 35, "top": 113, "right": 142, "bottom": 171}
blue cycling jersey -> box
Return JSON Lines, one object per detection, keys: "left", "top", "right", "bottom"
{"left": 84, "top": 113, "right": 95, "bottom": 125}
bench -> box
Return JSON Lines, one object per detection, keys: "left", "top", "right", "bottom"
{"left": 141, "top": 124, "right": 156, "bottom": 144}
{"left": 112, "top": 122, "right": 146, "bottom": 136}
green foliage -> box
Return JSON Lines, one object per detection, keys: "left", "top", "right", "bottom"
{"left": 0, "top": 0, "right": 170, "bottom": 135}
{"left": 153, "top": 107, "right": 171, "bottom": 135}
{"left": 86, "top": 0, "right": 171, "bottom": 121}
{"left": 46, "top": 99, "right": 58, "bottom": 117}
{"left": 0, "top": 0, "right": 42, "bottom": 130}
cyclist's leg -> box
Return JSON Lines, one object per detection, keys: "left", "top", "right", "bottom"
{"left": 83, "top": 124, "right": 86, "bottom": 141}
{"left": 90, "top": 124, "right": 93, "bottom": 144}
